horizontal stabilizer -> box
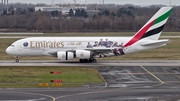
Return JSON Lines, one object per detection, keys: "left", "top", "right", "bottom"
{"left": 141, "top": 39, "right": 170, "bottom": 46}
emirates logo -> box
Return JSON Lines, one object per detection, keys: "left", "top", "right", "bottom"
{"left": 23, "top": 42, "right": 28, "bottom": 47}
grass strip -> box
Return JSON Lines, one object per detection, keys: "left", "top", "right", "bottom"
{"left": 0, "top": 66, "right": 104, "bottom": 88}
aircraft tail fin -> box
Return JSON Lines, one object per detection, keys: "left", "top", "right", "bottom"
{"left": 124, "top": 7, "right": 172, "bottom": 47}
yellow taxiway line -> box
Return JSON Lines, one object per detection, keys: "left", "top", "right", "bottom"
{"left": 140, "top": 65, "right": 164, "bottom": 84}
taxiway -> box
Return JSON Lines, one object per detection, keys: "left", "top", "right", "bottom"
{"left": 0, "top": 60, "right": 180, "bottom": 66}
{"left": 1, "top": 61, "right": 180, "bottom": 100}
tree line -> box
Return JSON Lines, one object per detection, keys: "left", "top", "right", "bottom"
{"left": 0, "top": 5, "right": 180, "bottom": 32}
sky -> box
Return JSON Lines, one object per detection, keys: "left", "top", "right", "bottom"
{"left": 7, "top": 0, "right": 180, "bottom": 6}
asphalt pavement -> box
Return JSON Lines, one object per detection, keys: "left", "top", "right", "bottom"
{"left": 1, "top": 62, "right": 180, "bottom": 101}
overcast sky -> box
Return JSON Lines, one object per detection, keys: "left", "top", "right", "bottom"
{"left": 7, "top": 0, "right": 180, "bottom": 6}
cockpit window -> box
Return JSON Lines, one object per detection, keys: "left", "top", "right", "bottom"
{"left": 11, "top": 45, "right": 14, "bottom": 47}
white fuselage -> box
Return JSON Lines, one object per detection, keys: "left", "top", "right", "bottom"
{"left": 6, "top": 37, "right": 166, "bottom": 57}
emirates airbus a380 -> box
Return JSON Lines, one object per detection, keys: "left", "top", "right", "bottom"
{"left": 6, "top": 7, "right": 172, "bottom": 63}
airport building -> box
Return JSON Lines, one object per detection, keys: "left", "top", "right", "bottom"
{"left": 86, "top": 10, "right": 99, "bottom": 16}
{"left": 35, "top": 6, "right": 87, "bottom": 15}
{"left": 35, "top": 6, "right": 98, "bottom": 16}
{"left": 1, "top": 0, "right": 9, "bottom": 15}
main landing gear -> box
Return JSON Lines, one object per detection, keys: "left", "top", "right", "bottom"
{"left": 79, "top": 59, "right": 97, "bottom": 63}
{"left": 15, "top": 56, "right": 19, "bottom": 63}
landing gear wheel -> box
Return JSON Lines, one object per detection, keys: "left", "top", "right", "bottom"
{"left": 84, "top": 59, "right": 89, "bottom": 63}
{"left": 15, "top": 59, "right": 19, "bottom": 63}
{"left": 89, "top": 59, "right": 93, "bottom": 63}
{"left": 80, "top": 59, "right": 97, "bottom": 63}
{"left": 79, "top": 59, "right": 84, "bottom": 63}
{"left": 92, "top": 59, "right": 97, "bottom": 63}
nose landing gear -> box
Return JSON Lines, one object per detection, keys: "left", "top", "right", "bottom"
{"left": 15, "top": 56, "right": 19, "bottom": 63}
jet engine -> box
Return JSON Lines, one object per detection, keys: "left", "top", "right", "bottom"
{"left": 57, "top": 51, "right": 74, "bottom": 60}
{"left": 76, "top": 50, "right": 91, "bottom": 59}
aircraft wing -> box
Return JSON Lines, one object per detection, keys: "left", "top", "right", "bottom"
{"left": 140, "top": 39, "right": 170, "bottom": 46}
{"left": 46, "top": 47, "right": 114, "bottom": 56}
{"left": 85, "top": 47, "right": 113, "bottom": 54}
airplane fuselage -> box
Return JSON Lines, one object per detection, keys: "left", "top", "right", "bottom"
{"left": 6, "top": 37, "right": 166, "bottom": 56}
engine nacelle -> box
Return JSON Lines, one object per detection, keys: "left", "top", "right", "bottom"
{"left": 57, "top": 51, "right": 74, "bottom": 60}
{"left": 76, "top": 50, "right": 91, "bottom": 59}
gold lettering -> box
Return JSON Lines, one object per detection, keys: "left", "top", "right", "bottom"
{"left": 53, "top": 41, "right": 56, "bottom": 48}
{"left": 61, "top": 42, "right": 64, "bottom": 47}
{"left": 56, "top": 42, "right": 61, "bottom": 48}
{"left": 67, "top": 42, "right": 81, "bottom": 46}
{"left": 43, "top": 41, "right": 46, "bottom": 48}
{"left": 76, "top": 42, "right": 81, "bottom": 45}
{"left": 45, "top": 41, "right": 48, "bottom": 48}
{"left": 36, "top": 42, "right": 43, "bottom": 48}
{"left": 48, "top": 41, "right": 53, "bottom": 48}
{"left": 30, "top": 41, "right": 35, "bottom": 48}
{"left": 29, "top": 41, "right": 64, "bottom": 48}
{"left": 71, "top": 42, "right": 74, "bottom": 45}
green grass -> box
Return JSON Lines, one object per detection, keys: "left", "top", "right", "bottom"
{"left": 0, "top": 66, "right": 104, "bottom": 88}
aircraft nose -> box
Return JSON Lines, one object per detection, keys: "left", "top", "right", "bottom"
{"left": 6, "top": 47, "right": 10, "bottom": 54}
{"left": 6, "top": 47, "right": 13, "bottom": 54}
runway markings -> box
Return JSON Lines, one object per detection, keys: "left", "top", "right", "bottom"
{"left": 0, "top": 91, "right": 56, "bottom": 101}
{"left": 55, "top": 83, "right": 163, "bottom": 100}
{"left": 140, "top": 65, "right": 164, "bottom": 84}
{"left": 113, "top": 72, "right": 180, "bottom": 74}
{"left": 151, "top": 73, "right": 180, "bottom": 74}
{"left": 0, "top": 98, "right": 47, "bottom": 101}
{"left": 0, "top": 83, "right": 163, "bottom": 101}
{"left": 99, "top": 73, "right": 108, "bottom": 87}
{"left": 146, "top": 95, "right": 180, "bottom": 101}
